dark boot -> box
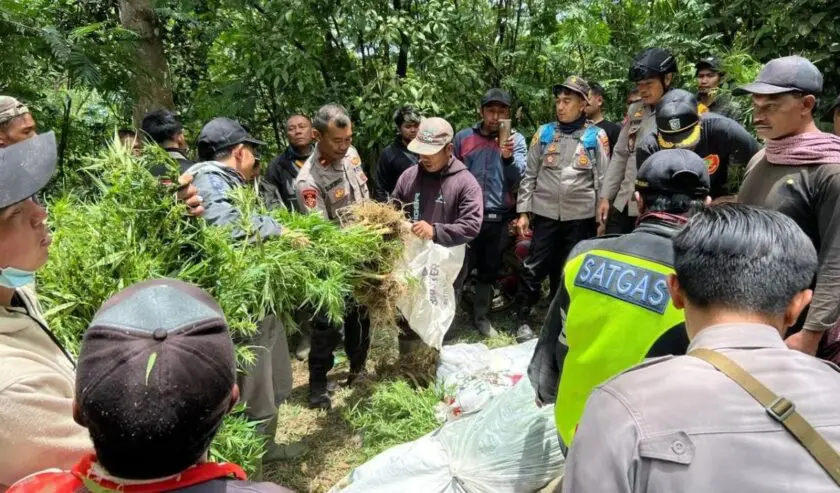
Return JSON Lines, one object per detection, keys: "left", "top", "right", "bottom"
{"left": 472, "top": 282, "right": 498, "bottom": 337}
{"left": 308, "top": 380, "right": 331, "bottom": 410}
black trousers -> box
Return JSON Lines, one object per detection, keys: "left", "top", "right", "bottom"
{"left": 517, "top": 215, "right": 597, "bottom": 308}
{"left": 605, "top": 205, "right": 635, "bottom": 235}
{"left": 469, "top": 220, "right": 513, "bottom": 284}
{"left": 309, "top": 304, "right": 371, "bottom": 387}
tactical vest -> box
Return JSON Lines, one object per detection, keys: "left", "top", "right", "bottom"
{"left": 555, "top": 247, "right": 684, "bottom": 445}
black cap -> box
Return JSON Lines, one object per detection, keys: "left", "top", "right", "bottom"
{"left": 552, "top": 75, "right": 591, "bottom": 101}
{"left": 76, "top": 279, "right": 236, "bottom": 479}
{"left": 655, "top": 89, "right": 701, "bottom": 148}
{"left": 481, "top": 88, "right": 512, "bottom": 107}
{"left": 695, "top": 56, "right": 722, "bottom": 73}
{"left": 0, "top": 132, "right": 56, "bottom": 209}
{"left": 734, "top": 56, "right": 823, "bottom": 96}
{"left": 197, "top": 117, "right": 266, "bottom": 161}
{"left": 636, "top": 149, "right": 710, "bottom": 198}
{"left": 822, "top": 95, "right": 840, "bottom": 123}
{"left": 629, "top": 47, "right": 678, "bottom": 82}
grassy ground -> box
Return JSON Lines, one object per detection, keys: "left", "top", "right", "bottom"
{"left": 264, "top": 302, "right": 548, "bottom": 492}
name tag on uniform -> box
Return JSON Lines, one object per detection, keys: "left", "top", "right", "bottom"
{"left": 574, "top": 254, "right": 671, "bottom": 314}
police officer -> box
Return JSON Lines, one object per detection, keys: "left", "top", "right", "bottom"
{"left": 528, "top": 149, "right": 711, "bottom": 450}
{"left": 598, "top": 48, "right": 678, "bottom": 235}
{"left": 564, "top": 205, "right": 840, "bottom": 493}
{"left": 514, "top": 76, "right": 610, "bottom": 343}
{"left": 637, "top": 89, "right": 759, "bottom": 199}
{"left": 695, "top": 55, "right": 741, "bottom": 120}
{"left": 294, "top": 103, "right": 371, "bottom": 410}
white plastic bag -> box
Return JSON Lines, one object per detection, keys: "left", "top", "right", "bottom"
{"left": 396, "top": 235, "right": 466, "bottom": 349}
{"left": 330, "top": 379, "right": 564, "bottom": 493}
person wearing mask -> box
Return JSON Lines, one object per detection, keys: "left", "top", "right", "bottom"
{"left": 528, "top": 149, "right": 710, "bottom": 452}
{"left": 391, "top": 117, "right": 483, "bottom": 352}
{"left": 187, "top": 117, "right": 296, "bottom": 467}
{"left": 0, "top": 132, "right": 93, "bottom": 488}
{"left": 140, "top": 109, "right": 194, "bottom": 173}
{"left": 585, "top": 82, "right": 621, "bottom": 155}
{"left": 295, "top": 104, "right": 372, "bottom": 410}
{"left": 8, "top": 279, "right": 294, "bottom": 492}
{"left": 563, "top": 205, "right": 840, "bottom": 493}
{"left": 636, "top": 89, "right": 760, "bottom": 199}
{"left": 265, "top": 114, "right": 315, "bottom": 212}
{"left": 454, "top": 88, "right": 527, "bottom": 337}
{"left": 737, "top": 56, "right": 840, "bottom": 358}
{"left": 598, "top": 48, "right": 678, "bottom": 235}
{"left": 695, "top": 55, "right": 741, "bottom": 120}
{"left": 375, "top": 105, "right": 421, "bottom": 201}
{"left": 514, "top": 76, "right": 610, "bottom": 343}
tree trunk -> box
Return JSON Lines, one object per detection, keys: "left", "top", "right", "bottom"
{"left": 394, "top": 0, "right": 410, "bottom": 78}
{"left": 118, "top": 0, "right": 175, "bottom": 125}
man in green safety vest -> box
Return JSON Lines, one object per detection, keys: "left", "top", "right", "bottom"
{"left": 527, "top": 148, "right": 712, "bottom": 449}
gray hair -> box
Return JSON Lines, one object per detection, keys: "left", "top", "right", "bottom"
{"left": 672, "top": 204, "right": 817, "bottom": 316}
{"left": 312, "top": 104, "right": 351, "bottom": 133}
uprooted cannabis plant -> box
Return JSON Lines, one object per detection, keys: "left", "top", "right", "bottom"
{"left": 37, "top": 140, "right": 409, "bottom": 473}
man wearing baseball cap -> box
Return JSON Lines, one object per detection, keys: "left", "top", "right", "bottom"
{"left": 529, "top": 149, "right": 711, "bottom": 450}
{"left": 636, "top": 88, "right": 759, "bottom": 199}
{"left": 0, "top": 96, "right": 37, "bottom": 148}
{"left": 7, "top": 279, "right": 294, "bottom": 492}
{"left": 514, "top": 76, "right": 610, "bottom": 343}
{"left": 453, "top": 88, "right": 527, "bottom": 337}
{"left": 391, "top": 117, "right": 483, "bottom": 351}
{"left": 188, "top": 117, "right": 296, "bottom": 465}
{"left": 737, "top": 56, "right": 840, "bottom": 358}
{"left": 0, "top": 132, "right": 94, "bottom": 488}
{"left": 695, "top": 55, "right": 741, "bottom": 120}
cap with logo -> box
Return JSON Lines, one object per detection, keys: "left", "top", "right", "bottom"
{"left": 481, "top": 88, "right": 512, "bottom": 108}
{"left": 76, "top": 278, "right": 236, "bottom": 478}
{"left": 695, "top": 56, "right": 722, "bottom": 74}
{"left": 552, "top": 75, "right": 591, "bottom": 101}
{"left": 408, "top": 117, "right": 454, "bottom": 156}
{"left": 655, "top": 89, "right": 701, "bottom": 149}
{"left": 197, "top": 117, "right": 267, "bottom": 162}
{"left": 734, "top": 56, "right": 823, "bottom": 96}
{"left": 0, "top": 132, "right": 56, "bottom": 209}
{"left": 629, "top": 47, "right": 678, "bottom": 82}
{"left": 0, "top": 96, "right": 30, "bottom": 126}
{"left": 636, "top": 149, "right": 710, "bottom": 198}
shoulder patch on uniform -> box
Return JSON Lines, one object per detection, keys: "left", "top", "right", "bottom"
{"left": 302, "top": 188, "right": 318, "bottom": 209}
{"left": 574, "top": 254, "right": 671, "bottom": 313}
{"left": 531, "top": 129, "right": 540, "bottom": 147}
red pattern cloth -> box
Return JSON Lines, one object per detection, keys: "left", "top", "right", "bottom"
{"left": 765, "top": 132, "right": 840, "bottom": 166}
{"left": 8, "top": 454, "right": 247, "bottom": 493}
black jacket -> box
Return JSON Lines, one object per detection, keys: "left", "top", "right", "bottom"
{"left": 374, "top": 137, "right": 419, "bottom": 201}
{"left": 594, "top": 119, "right": 622, "bottom": 157}
{"left": 636, "top": 113, "right": 760, "bottom": 197}
{"left": 265, "top": 145, "right": 313, "bottom": 212}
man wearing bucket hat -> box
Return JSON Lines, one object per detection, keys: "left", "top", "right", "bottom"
{"left": 0, "top": 132, "right": 93, "bottom": 488}
{"left": 391, "top": 117, "right": 483, "bottom": 352}
{"left": 514, "top": 75, "right": 610, "bottom": 342}
{"left": 636, "top": 89, "right": 759, "bottom": 199}
{"left": 737, "top": 56, "right": 840, "bottom": 358}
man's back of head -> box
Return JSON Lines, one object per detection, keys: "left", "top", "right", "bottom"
{"left": 670, "top": 204, "right": 818, "bottom": 334}
{"left": 141, "top": 109, "right": 184, "bottom": 147}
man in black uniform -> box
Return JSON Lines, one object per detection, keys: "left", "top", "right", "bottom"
{"left": 585, "top": 82, "right": 622, "bottom": 156}
{"left": 696, "top": 56, "right": 741, "bottom": 120}
{"left": 374, "top": 105, "right": 420, "bottom": 201}
{"left": 637, "top": 89, "right": 760, "bottom": 199}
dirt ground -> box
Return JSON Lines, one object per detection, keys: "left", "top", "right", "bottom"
{"left": 264, "top": 302, "right": 549, "bottom": 492}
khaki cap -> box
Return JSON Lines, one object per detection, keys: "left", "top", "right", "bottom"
{"left": 0, "top": 96, "right": 30, "bottom": 125}
{"left": 408, "top": 117, "right": 453, "bottom": 155}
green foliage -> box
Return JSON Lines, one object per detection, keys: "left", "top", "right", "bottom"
{"left": 343, "top": 380, "right": 443, "bottom": 459}
{"left": 210, "top": 404, "right": 265, "bottom": 474}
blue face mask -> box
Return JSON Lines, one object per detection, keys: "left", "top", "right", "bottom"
{"left": 0, "top": 267, "right": 36, "bottom": 289}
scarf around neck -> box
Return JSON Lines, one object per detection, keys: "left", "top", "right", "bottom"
{"left": 558, "top": 114, "right": 587, "bottom": 134}
{"left": 765, "top": 132, "right": 840, "bottom": 166}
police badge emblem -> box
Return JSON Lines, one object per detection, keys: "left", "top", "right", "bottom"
{"left": 669, "top": 118, "right": 681, "bottom": 131}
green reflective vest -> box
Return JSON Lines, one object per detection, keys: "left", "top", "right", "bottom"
{"left": 555, "top": 247, "right": 684, "bottom": 445}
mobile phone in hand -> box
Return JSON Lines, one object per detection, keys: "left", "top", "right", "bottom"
{"left": 499, "top": 119, "right": 511, "bottom": 145}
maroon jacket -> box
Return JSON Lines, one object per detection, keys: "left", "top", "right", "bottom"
{"left": 392, "top": 157, "right": 483, "bottom": 247}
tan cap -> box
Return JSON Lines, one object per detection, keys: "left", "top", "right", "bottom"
{"left": 0, "top": 96, "right": 29, "bottom": 125}
{"left": 408, "top": 117, "right": 453, "bottom": 155}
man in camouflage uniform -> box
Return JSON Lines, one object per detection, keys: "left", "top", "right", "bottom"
{"left": 294, "top": 103, "right": 371, "bottom": 410}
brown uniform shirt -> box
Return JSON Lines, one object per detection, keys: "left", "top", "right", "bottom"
{"left": 294, "top": 145, "right": 370, "bottom": 221}
{"left": 601, "top": 102, "right": 655, "bottom": 215}
{"left": 739, "top": 149, "right": 840, "bottom": 333}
